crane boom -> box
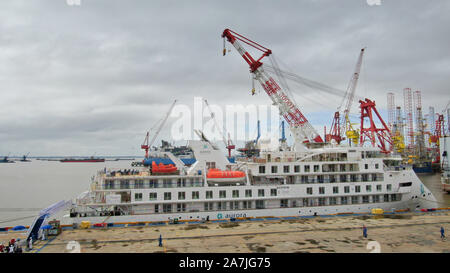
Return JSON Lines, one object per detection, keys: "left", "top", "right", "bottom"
{"left": 326, "top": 48, "right": 365, "bottom": 144}
{"left": 204, "top": 98, "right": 235, "bottom": 157}
{"left": 342, "top": 48, "right": 365, "bottom": 119}
{"left": 222, "top": 29, "right": 323, "bottom": 150}
{"left": 141, "top": 100, "right": 177, "bottom": 158}
{"left": 149, "top": 100, "right": 177, "bottom": 148}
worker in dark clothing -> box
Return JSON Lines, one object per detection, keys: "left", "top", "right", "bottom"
{"left": 158, "top": 234, "right": 163, "bottom": 247}
{"left": 363, "top": 225, "right": 368, "bottom": 238}
{"left": 441, "top": 227, "right": 445, "bottom": 240}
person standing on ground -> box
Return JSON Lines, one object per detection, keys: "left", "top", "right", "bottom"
{"left": 158, "top": 234, "right": 163, "bottom": 247}
{"left": 28, "top": 237, "right": 33, "bottom": 251}
{"left": 441, "top": 226, "right": 445, "bottom": 240}
{"left": 363, "top": 225, "right": 368, "bottom": 239}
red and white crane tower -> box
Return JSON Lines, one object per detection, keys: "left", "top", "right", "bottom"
{"left": 221, "top": 29, "right": 323, "bottom": 151}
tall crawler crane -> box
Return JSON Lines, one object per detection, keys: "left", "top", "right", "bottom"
{"left": 326, "top": 48, "right": 365, "bottom": 144}
{"left": 222, "top": 29, "right": 323, "bottom": 151}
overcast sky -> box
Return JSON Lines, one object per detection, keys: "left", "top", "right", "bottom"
{"left": 0, "top": 0, "right": 449, "bottom": 156}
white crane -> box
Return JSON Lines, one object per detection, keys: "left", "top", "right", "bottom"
{"left": 141, "top": 100, "right": 177, "bottom": 158}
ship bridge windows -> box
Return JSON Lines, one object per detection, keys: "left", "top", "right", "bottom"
{"left": 219, "top": 190, "right": 226, "bottom": 198}
{"left": 255, "top": 200, "right": 265, "bottom": 209}
{"left": 400, "top": 182, "right": 412, "bottom": 187}
{"left": 206, "top": 191, "right": 213, "bottom": 199}
{"left": 313, "top": 165, "right": 320, "bottom": 172}
{"left": 259, "top": 166, "right": 266, "bottom": 174}
{"left": 105, "top": 180, "right": 115, "bottom": 189}
{"left": 245, "top": 189, "right": 252, "bottom": 197}
{"left": 344, "top": 186, "right": 350, "bottom": 193}
{"left": 271, "top": 166, "right": 278, "bottom": 174}
{"left": 149, "top": 192, "right": 157, "bottom": 200}
{"left": 329, "top": 197, "right": 337, "bottom": 205}
{"left": 163, "top": 204, "right": 172, "bottom": 213}
{"left": 120, "top": 180, "right": 130, "bottom": 189}
{"left": 177, "top": 203, "right": 186, "bottom": 212}
{"left": 204, "top": 202, "right": 214, "bottom": 211}
{"left": 317, "top": 175, "right": 324, "bottom": 183}
{"left": 192, "top": 191, "right": 200, "bottom": 200}
{"left": 258, "top": 189, "right": 265, "bottom": 197}
{"left": 134, "top": 193, "right": 142, "bottom": 201}
{"left": 243, "top": 201, "right": 252, "bottom": 209}
{"left": 318, "top": 198, "right": 326, "bottom": 206}
{"left": 177, "top": 179, "right": 186, "bottom": 188}
{"left": 163, "top": 179, "right": 172, "bottom": 188}
{"left": 232, "top": 190, "right": 239, "bottom": 198}
{"left": 333, "top": 186, "right": 339, "bottom": 194}
{"left": 206, "top": 162, "right": 216, "bottom": 169}
{"left": 178, "top": 192, "right": 186, "bottom": 200}
{"left": 304, "top": 165, "right": 310, "bottom": 173}
{"left": 350, "top": 174, "right": 359, "bottom": 182}
{"left": 135, "top": 180, "right": 144, "bottom": 189}
{"left": 164, "top": 192, "right": 172, "bottom": 200}
{"left": 149, "top": 179, "right": 158, "bottom": 188}
{"left": 362, "top": 196, "right": 370, "bottom": 203}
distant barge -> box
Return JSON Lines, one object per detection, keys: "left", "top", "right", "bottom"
{"left": 60, "top": 158, "right": 105, "bottom": 163}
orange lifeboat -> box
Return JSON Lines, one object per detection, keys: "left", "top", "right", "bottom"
{"left": 152, "top": 161, "right": 178, "bottom": 174}
{"left": 206, "top": 168, "right": 246, "bottom": 183}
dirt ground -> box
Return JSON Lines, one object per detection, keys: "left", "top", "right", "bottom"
{"left": 2, "top": 211, "right": 450, "bottom": 253}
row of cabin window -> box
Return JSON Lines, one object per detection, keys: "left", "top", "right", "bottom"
{"left": 133, "top": 188, "right": 279, "bottom": 201}
{"left": 258, "top": 163, "right": 380, "bottom": 174}
{"left": 104, "top": 178, "right": 203, "bottom": 189}
{"left": 148, "top": 193, "right": 401, "bottom": 213}
{"left": 306, "top": 184, "right": 392, "bottom": 195}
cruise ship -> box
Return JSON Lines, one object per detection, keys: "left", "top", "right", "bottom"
{"left": 69, "top": 133, "right": 438, "bottom": 225}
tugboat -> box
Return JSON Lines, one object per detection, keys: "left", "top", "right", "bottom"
{"left": 19, "top": 153, "right": 31, "bottom": 162}
{"left": 0, "top": 154, "right": 15, "bottom": 163}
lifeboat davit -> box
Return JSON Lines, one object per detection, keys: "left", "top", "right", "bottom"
{"left": 206, "top": 168, "right": 246, "bottom": 183}
{"left": 152, "top": 161, "right": 178, "bottom": 174}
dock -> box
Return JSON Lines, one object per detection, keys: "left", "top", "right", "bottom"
{"left": 2, "top": 209, "right": 450, "bottom": 253}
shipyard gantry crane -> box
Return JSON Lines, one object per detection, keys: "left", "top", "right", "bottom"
{"left": 222, "top": 29, "right": 323, "bottom": 151}
{"left": 326, "top": 48, "right": 365, "bottom": 144}
{"left": 141, "top": 100, "right": 177, "bottom": 158}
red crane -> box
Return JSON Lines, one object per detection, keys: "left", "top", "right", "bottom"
{"left": 359, "top": 98, "right": 392, "bottom": 153}
{"left": 222, "top": 29, "right": 323, "bottom": 150}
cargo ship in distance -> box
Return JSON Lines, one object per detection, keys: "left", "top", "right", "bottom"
{"left": 60, "top": 156, "right": 105, "bottom": 163}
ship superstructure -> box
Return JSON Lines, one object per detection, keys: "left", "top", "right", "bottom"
{"left": 70, "top": 137, "right": 438, "bottom": 224}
